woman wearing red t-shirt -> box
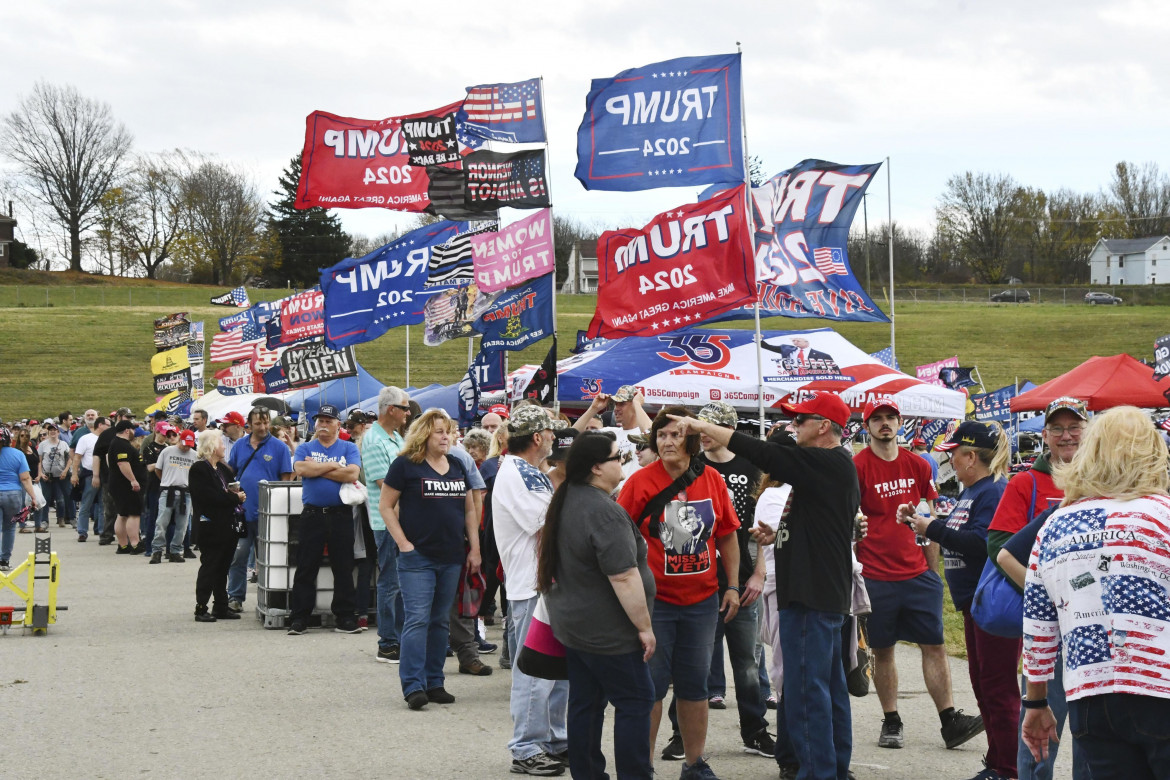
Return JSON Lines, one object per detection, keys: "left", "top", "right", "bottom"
{"left": 617, "top": 405, "right": 741, "bottom": 780}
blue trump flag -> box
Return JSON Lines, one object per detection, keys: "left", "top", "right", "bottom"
{"left": 575, "top": 53, "right": 743, "bottom": 192}
{"left": 712, "top": 159, "right": 890, "bottom": 325}
{"left": 320, "top": 220, "right": 469, "bottom": 350}
{"left": 468, "top": 348, "right": 506, "bottom": 392}
{"left": 474, "top": 273, "right": 554, "bottom": 352}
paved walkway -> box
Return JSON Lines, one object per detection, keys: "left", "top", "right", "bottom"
{"left": 3, "top": 529, "right": 1071, "bottom": 779}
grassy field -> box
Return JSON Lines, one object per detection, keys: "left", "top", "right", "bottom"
{"left": 1, "top": 278, "right": 1167, "bottom": 419}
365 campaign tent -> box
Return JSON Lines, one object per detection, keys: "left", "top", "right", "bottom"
{"left": 1010, "top": 354, "right": 1169, "bottom": 412}
{"left": 509, "top": 328, "right": 968, "bottom": 419}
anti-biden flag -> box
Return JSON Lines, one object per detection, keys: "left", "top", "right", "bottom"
{"left": 575, "top": 53, "right": 743, "bottom": 192}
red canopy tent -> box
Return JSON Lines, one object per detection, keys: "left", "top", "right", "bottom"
{"left": 1010, "top": 354, "right": 1170, "bottom": 412}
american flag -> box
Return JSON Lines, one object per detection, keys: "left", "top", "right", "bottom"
{"left": 187, "top": 341, "right": 205, "bottom": 364}
{"left": 812, "top": 247, "right": 849, "bottom": 276}
{"left": 211, "top": 286, "right": 250, "bottom": 308}
{"left": 427, "top": 223, "right": 497, "bottom": 286}
{"left": 1158, "top": 417, "right": 1170, "bottom": 432}
{"left": 869, "top": 347, "right": 900, "bottom": 370}
{"left": 166, "top": 391, "right": 191, "bottom": 413}
{"left": 252, "top": 342, "right": 283, "bottom": 372}
{"left": 461, "top": 78, "right": 544, "bottom": 144}
{"left": 210, "top": 329, "right": 261, "bottom": 363}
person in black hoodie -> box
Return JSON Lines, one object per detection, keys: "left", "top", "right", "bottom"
{"left": 188, "top": 430, "right": 245, "bottom": 623}
{"left": 670, "top": 391, "right": 859, "bottom": 780}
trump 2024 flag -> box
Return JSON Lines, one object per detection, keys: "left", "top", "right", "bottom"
{"left": 575, "top": 53, "right": 744, "bottom": 192}
{"left": 587, "top": 185, "right": 755, "bottom": 339}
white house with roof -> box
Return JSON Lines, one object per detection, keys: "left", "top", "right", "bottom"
{"left": 1089, "top": 236, "right": 1170, "bottom": 285}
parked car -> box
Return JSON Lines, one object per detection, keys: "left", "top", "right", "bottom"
{"left": 1084, "top": 291, "right": 1122, "bottom": 305}
{"left": 990, "top": 288, "right": 1031, "bottom": 303}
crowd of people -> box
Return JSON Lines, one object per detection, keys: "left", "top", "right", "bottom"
{"left": 3, "top": 385, "right": 1169, "bottom": 780}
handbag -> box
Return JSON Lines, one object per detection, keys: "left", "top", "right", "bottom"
{"left": 970, "top": 472, "right": 1036, "bottom": 638}
{"left": 516, "top": 596, "right": 567, "bottom": 680}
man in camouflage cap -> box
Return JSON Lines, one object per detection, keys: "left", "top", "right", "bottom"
{"left": 508, "top": 405, "right": 556, "bottom": 438}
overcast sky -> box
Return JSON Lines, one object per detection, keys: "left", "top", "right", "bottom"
{"left": 3, "top": 0, "right": 1168, "bottom": 255}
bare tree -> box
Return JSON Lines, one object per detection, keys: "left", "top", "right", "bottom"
{"left": 179, "top": 155, "right": 264, "bottom": 285}
{"left": 119, "top": 153, "right": 186, "bottom": 278}
{"left": 936, "top": 172, "right": 1024, "bottom": 283}
{"left": 1107, "top": 161, "right": 1170, "bottom": 238}
{"left": 0, "top": 82, "right": 132, "bottom": 272}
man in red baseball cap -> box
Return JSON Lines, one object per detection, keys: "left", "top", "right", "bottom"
{"left": 218, "top": 411, "right": 246, "bottom": 458}
{"left": 668, "top": 391, "right": 859, "bottom": 779}
{"left": 853, "top": 400, "right": 983, "bottom": 751}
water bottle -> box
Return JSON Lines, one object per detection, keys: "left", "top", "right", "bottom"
{"left": 913, "top": 499, "right": 931, "bottom": 547}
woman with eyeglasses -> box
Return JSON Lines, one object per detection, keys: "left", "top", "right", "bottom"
{"left": 538, "top": 431, "right": 656, "bottom": 780}
{"left": 14, "top": 428, "right": 44, "bottom": 532}
{"left": 902, "top": 420, "right": 1016, "bottom": 780}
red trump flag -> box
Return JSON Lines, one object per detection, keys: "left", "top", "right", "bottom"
{"left": 296, "top": 102, "right": 463, "bottom": 212}
{"left": 587, "top": 185, "right": 756, "bottom": 339}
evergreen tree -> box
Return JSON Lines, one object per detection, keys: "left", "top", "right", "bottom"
{"left": 270, "top": 155, "right": 351, "bottom": 286}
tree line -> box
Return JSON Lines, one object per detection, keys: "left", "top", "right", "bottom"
{"left": 4, "top": 82, "right": 1166, "bottom": 288}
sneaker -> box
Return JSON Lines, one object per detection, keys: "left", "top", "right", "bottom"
{"left": 287, "top": 621, "right": 307, "bottom": 636}
{"left": 879, "top": 718, "right": 904, "bottom": 749}
{"left": 35, "top": 526, "right": 49, "bottom": 533}
{"left": 376, "top": 645, "right": 401, "bottom": 664}
{"left": 405, "top": 690, "right": 429, "bottom": 710}
{"left": 334, "top": 619, "right": 362, "bottom": 634}
{"left": 778, "top": 764, "right": 800, "bottom": 780}
{"left": 115, "top": 544, "right": 132, "bottom": 555}
{"left": 499, "top": 655, "right": 512, "bottom": 670}
{"left": 743, "top": 730, "right": 776, "bottom": 757}
{"left": 661, "top": 732, "right": 685, "bottom": 761}
{"left": 426, "top": 687, "right": 455, "bottom": 704}
{"left": 183, "top": 548, "right": 196, "bottom": 559}
{"left": 478, "top": 639, "right": 498, "bottom": 654}
{"left": 446, "top": 645, "right": 455, "bottom": 657}
{"left": 548, "top": 750, "right": 569, "bottom": 765}
{"left": 130, "top": 541, "right": 146, "bottom": 554}
{"left": 226, "top": 600, "right": 244, "bottom": 614}
{"left": 765, "top": 694, "right": 777, "bottom": 710}
{"left": 212, "top": 608, "right": 242, "bottom": 620}
{"left": 149, "top": 552, "right": 162, "bottom": 564}
{"left": 510, "top": 753, "right": 565, "bottom": 776}
{"left": 942, "top": 710, "right": 985, "bottom": 749}
{"left": 98, "top": 538, "right": 113, "bottom": 546}
{"left": 708, "top": 694, "right": 726, "bottom": 710}
{"left": 194, "top": 609, "right": 217, "bottom": 623}
{"left": 459, "top": 659, "right": 493, "bottom": 676}
{"left": 249, "top": 568, "right": 257, "bottom": 583}
{"left": 77, "top": 534, "right": 87, "bottom": 542}
{"left": 0, "top": 561, "right": 9, "bottom": 572}
{"left": 679, "top": 756, "right": 718, "bottom": 780}
{"left": 357, "top": 616, "right": 368, "bottom": 630}
{"left": 167, "top": 553, "right": 185, "bottom": 563}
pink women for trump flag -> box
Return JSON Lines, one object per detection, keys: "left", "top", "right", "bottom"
{"left": 587, "top": 185, "right": 756, "bottom": 339}
{"left": 472, "top": 209, "right": 554, "bottom": 293}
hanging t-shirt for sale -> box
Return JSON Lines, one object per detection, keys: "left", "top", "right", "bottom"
{"left": 384, "top": 455, "right": 469, "bottom": 565}
{"left": 853, "top": 447, "right": 938, "bottom": 582}
{"left": 618, "top": 461, "right": 739, "bottom": 606}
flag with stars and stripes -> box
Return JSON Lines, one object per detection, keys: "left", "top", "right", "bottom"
{"left": 460, "top": 149, "right": 550, "bottom": 213}
{"left": 426, "top": 222, "right": 498, "bottom": 288}
{"left": 210, "top": 328, "right": 261, "bottom": 363}
{"left": 813, "top": 247, "right": 849, "bottom": 276}
{"left": 869, "top": 347, "right": 900, "bottom": 370}
{"left": 211, "top": 286, "right": 250, "bottom": 308}
{"left": 459, "top": 78, "right": 545, "bottom": 144}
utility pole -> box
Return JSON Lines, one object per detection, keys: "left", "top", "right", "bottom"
{"left": 863, "top": 194, "right": 872, "bottom": 294}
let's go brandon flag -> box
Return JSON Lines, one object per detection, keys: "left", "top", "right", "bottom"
{"left": 587, "top": 185, "right": 755, "bottom": 339}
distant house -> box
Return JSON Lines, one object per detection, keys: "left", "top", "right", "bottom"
{"left": 1088, "top": 236, "right": 1170, "bottom": 285}
{"left": 560, "top": 241, "right": 598, "bottom": 294}
{"left": 0, "top": 213, "right": 15, "bottom": 269}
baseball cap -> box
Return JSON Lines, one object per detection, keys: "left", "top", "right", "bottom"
{"left": 487, "top": 404, "right": 510, "bottom": 419}
{"left": 508, "top": 405, "right": 554, "bottom": 436}
{"left": 628, "top": 432, "right": 651, "bottom": 448}
{"left": 936, "top": 420, "right": 999, "bottom": 451}
{"left": 271, "top": 415, "right": 294, "bottom": 428}
{"left": 1044, "top": 396, "right": 1088, "bottom": 423}
{"left": 347, "top": 409, "right": 375, "bottom": 424}
{"left": 779, "top": 391, "right": 850, "bottom": 428}
{"left": 43, "top": 421, "right": 58, "bottom": 431}
{"left": 115, "top": 420, "right": 138, "bottom": 433}
{"left": 155, "top": 421, "right": 175, "bottom": 435}
{"left": 313, "top": 404, "right": 342, "bottom": 420}
{"left": 133, "top": 426, "right": 149, "bottom": 438}
{"left": 547, "top": 428, "right": 578, "bottom": 462}
{"left": 218, "top": 411, "right": 246, "bottom": 427}
{"left": 911, "top": 437, "right": 926, "bottom": 447}
{"left": 697, "top": 401, "right": 738, "bottom": 428}
{"left": 151, "top": 410, "right": 169, "bottom": 420}
{"left": 116, "top": 407, "right": 133, "bottom": 418}
{"left": 862, "top": 398, "right": 900, "bottom": 422}
{"left": 178, "top": 429, "right": 196, "bottom": 447}
{"left": 612, "top": 385, "right": 638, "bottom": 403}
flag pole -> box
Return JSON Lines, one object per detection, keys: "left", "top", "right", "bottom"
{"left": 887, "top": 155, "right": 896, "bottom": 361}
{"left": 737, "top": 43, "right": 766, "bottom": 438}
{"left": 405, "top": 324, "right": 411, "bottom": 388}
{"left": 538, "top": 75, "right": 560, "bottom": 413}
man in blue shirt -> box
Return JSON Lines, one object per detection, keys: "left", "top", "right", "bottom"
{"left": 226, "top": 408, "right": 294, "bottom": 613}
{"left": 288, "top": 404, "right": 361, "bottom": 636}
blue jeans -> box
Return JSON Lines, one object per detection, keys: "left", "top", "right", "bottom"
{"left": 566, "top": 647, "right": 655, "bottom": 780}
{"left": 1018, "top": 648, "right": 1091, "bottom": 780}
{"left": 1068, "top": 693, "right": 1170, "bottom": 780}
{"left": 777, "top": 604, "right": 851, "bottom": 780}
{"left": 508, "top": 594, "right": 570, "bottom": 760}
{"left": 152, "top": 491, "right": 191, "bottom": 555}
{"left": 227, "top": 521, "right": 258, "bottom": 603}
{"left": 396, "top": 549, "right": 460, "bottom": 697}
{"left": 1, "top": 490, "right": 23, "bottom": 563}
{"left": 373, "top": 529, "right": 404, "bottom": 650}
{"left": 40, "top": 476, "right": 69, "bottom": 527}
{"left": 77, "top": 470, "right": 102, "bottom": 537}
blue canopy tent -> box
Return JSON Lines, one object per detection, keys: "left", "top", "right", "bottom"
{"left": 345, "top": 383, "right": 464, "bottom": 421}
{"left": 284, "top": 364, "right": 386, "bottom": 419}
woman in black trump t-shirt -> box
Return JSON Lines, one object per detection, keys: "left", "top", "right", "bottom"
{"left": 380, "top": 409, "right": 481, "bottom": 710}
